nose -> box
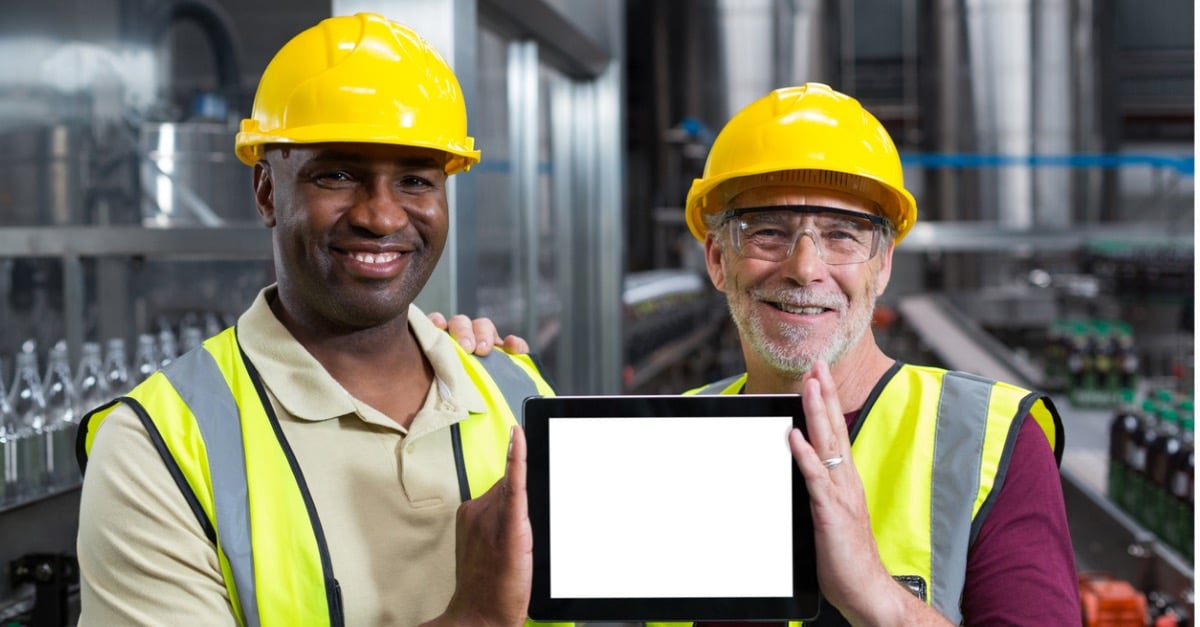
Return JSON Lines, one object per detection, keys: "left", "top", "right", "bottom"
{"left": 780, "top": 229, "right": 824, "bottom": 283}
{"left": 348, "top": 178, "right": 411, "bottom": 236}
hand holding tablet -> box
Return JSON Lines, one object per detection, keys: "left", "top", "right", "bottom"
{"left": 523, "top": 394, "right": 821, "bottom": 623}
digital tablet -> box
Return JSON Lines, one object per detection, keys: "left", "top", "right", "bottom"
{"left": 523, "top": 394, "right": 820, "bottom": 623}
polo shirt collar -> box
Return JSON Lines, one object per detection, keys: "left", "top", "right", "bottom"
{"left": 236, "top": 286, "right": 490, "bottom": 428}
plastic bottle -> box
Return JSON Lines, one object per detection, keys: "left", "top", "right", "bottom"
{"left": 74, "top": 341, "right": 111, "bottom": 417}
{"left": 42, "top": 340, "right": 79, "bottom": 489}
{"left": 1145, "top": 408, "right": 1182, "bottom": 536}
{"left": 103, "top": 337, "right": 131, "bottom": 396}
{"left": 132, "top": 333, "right": 159, "bottom": 385}
{"left": 9, "top": 345, "right": 47, "bottom": 498}
{"left": 1108, "top": 389, "right": 1141, "bottom": 506}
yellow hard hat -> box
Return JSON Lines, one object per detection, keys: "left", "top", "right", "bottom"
{"left": 685, "top": 83, "right": 917, "bottom": 243}
{"left": 234, "top": 13, "right": 480, "bottom": 174}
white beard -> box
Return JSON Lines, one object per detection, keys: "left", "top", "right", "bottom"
{"left": 726, "top": 280, "right": 877, "bottom": 378}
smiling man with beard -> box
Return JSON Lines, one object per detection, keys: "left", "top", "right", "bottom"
{"left": 674, "top": 84, "right": 1080, "bottom": 626}
{"left": 76, "top": 14, "right": 555, "bottom": 627}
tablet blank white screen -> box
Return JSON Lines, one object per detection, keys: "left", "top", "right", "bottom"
{"left": 548, "top": 416, "right": 794, "bottom": 598}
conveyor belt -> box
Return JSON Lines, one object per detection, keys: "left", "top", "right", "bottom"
{"left": 896, "top": 293, "right": 1194, "bottom": 617}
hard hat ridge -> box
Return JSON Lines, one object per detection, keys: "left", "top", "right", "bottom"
{"left": 685, "top": 82, "right": 917, "bottom": 243}
{"left": 234, "top": 13, "right": 480, "bottom": 174}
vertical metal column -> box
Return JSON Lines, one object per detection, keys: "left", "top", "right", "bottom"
{"left": 1033, "top": 0, "right": 1074, "bottom": 228}
{"left": 550, "top": 77, "right": 578, "bottom": 392}
{"left": 965, "top": 0, "right": 1034, "bottom": 227}
{"left": 507, "top": 40, "right": 540, "bottom": 343}
{"left": 549, "top": 65, "right": 624, "bottom": 393}
{"left": 935, "top": 0, "right": 963, "bottom": 222}
{"left": 592, "top": 60, "right": 624, "bottom": 394}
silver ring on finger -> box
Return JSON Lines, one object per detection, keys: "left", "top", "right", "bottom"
{"left": 821, "top": 455, "right": 844, "bottom": 471}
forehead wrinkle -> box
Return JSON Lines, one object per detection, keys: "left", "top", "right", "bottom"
{"left": 307, "top": 150, "right": 443, "bottom": 169}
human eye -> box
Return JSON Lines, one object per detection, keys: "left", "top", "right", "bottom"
{"left": 397, "top": 167, "right": 445, "bottom": 194}
{"left": 399, "top": 175, "right": 435, "bottom": 191}
{"left": 818, "top": 215, "right": 871, "bottom": 243}
{"left": 309, "top": 169, "right": 357, "bottom": 189}
{"left": 742, "top": 215, "right": 792, "bottom": 239}
{"left": 744, "top": 223, "right": 788, "bottom": 239}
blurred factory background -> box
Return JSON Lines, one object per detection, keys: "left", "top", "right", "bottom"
{"left": 0, "top": 0, "right": 1193, "bottom": 624}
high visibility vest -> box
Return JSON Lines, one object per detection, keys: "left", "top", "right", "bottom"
{"left": 651, "top": 362, "right": 1063, "bottom": 627}
{"left": 77, "top": 326, "right": 557, "bottom": 627}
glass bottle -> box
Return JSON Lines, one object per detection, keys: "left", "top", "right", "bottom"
{"left": 74, "top": 341, "right": 111, "bottom": 417}
{"left": 158, "top": 328, "right": 179, "bottom": 368}
{"left": 1145, "top": 408, "right": 1182, "bottom": 536}
{"left": 0, "top": 360, "right": 16, "bottom": 506}
{"left": 132, "top": 333, "right": 159, "bottom": 385}
{"left": 9, "top": 345, "right": 47, "bottom": 498}
{"left": 103, "top": 337, "right": 131, "bottom": 396}
{"left": 1107, "top": 389, "right": 1141, "bottom": 506}
{"left": 1167, "top": 415, "right": 1194, "bottom": 560}
{"left": 1121, "top": 398, "right": 1160, "bottom": 518}
{"left": 203, "top": 312, "right": 223, "bottom": 337}
{"left": 181, "top": 325, "right": 205, "bottom": 354}
{"left": 1065, "top": 326, "right": 1087, "bottom": 404}
{"left": 1116, "top": 323, "right": 1139, "bottom": 393}
{"left": 42, "top": 341, "right": 79, "bottom": 489}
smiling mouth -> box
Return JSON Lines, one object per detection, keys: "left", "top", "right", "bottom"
{"left": 768, "top": 302, "right": 830, "bottom": 315}
{"left": 348, "top": 251, "right": 403, "bottom": 264}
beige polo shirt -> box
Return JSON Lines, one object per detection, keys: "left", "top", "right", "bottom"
{"left": 77, "top": 286, "right": 496, "bottom": 626}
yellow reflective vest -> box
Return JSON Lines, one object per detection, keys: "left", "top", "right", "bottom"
{"left": 77, "top": 326, "right": 558, "bottom": 627}
{"left": 651, "top": 361, "right": 1063, "bottom": 627}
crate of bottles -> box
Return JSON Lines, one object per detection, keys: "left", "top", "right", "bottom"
{"left": 1044, "top": 318, "right": 1139, "bottom": 408}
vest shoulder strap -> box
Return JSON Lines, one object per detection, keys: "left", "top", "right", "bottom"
{"left": 686, "top": 372, "right": 747, "bottom": 395}
{"left": 474, "top": 351, "right": 545, "bottom": 424}
{"left": 454, "top": 350, "right": 554, "bottom": 500}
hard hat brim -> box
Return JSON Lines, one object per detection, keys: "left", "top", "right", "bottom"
{"left": 235, "top": 123, "right": 480, "bottom": 175}
{"left": 686, "top": 168, "right": 917, "bottom": 244}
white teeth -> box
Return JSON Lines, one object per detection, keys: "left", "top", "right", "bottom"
{"left": 351, "top": 252, "right": 399, "bottom": 264}
{"left": 776, "top": 303, "right": 825, "bottom": 315}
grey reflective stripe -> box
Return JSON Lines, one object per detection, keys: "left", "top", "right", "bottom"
{"left": 160, "top": 348, "right": 261, "bottom": 627}
{"left": 930, "top": 371, "right": 994, "bottom": 624}
{"left": 476, "top": 352, "right": 541, "bottom": 425}
{"left": 694, "top": 373, "right": 744, "bottom": 395}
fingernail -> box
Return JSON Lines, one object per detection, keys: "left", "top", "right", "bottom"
{"left": 508, "top": 426, "right": 516, "bottom": 455}
{"left": 460, "top": 338, "right": 474, "bottom": 350}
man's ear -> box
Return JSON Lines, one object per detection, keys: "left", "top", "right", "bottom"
{"left": 704, "top": 232, "right": 728, "bottom": 292}
{"left": 253, "top": 161, "right": 276, "bottom": 227}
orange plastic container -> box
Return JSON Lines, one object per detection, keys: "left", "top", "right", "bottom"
{"left": 1079, "top": 572, "right": 1148, "bottom": 627}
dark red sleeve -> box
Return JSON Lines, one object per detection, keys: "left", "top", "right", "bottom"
{"left": 961, "top": 415, "right": 1081, "bottom": 625}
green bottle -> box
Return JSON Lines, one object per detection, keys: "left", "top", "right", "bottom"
{"left": 1122, "top": 399, "right": 1159, "bottom": 518}
{"left": 1164, "top": 410, "right": 1193, "bottom": 559}
{"left": 1108, "top": 389, "right": 1141, "bottom": 507}
{"left": 1146, "top": 408, "right": 1182, "bottom": 538}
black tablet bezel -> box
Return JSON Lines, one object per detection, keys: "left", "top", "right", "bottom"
{"left": 523, "top": 394, "right": 820, "bottom": 623}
